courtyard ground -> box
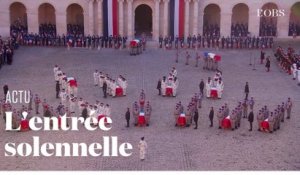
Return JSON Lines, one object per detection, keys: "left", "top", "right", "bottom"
{"left": 0, "top": 40, "right": 299, "bottom": 170}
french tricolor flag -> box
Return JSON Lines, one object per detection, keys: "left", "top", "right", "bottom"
{"left": 170, "top": 0, "right": 185, "bottom": 38}
{"left": 103, "top": 0, "right": 118, "bottom": 37}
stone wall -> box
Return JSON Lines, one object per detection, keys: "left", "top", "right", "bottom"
{"left": 0, "top": 0, "right": 298, "bottom": 40}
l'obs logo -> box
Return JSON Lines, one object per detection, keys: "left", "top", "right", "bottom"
{"left": 257, "top": 9, "right": 285, "bottom": 17}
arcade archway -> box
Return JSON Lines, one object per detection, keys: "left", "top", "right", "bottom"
{"left": 66, "top": 3, "right": 84, "bottom": 35}
{"left": 38, "top": 3, "right": 56, "bottom": 35}
{"left": 9, "top": 2, "right": 27, "bottom": 32}
{"left": 134, "top": 4, "right": 152, "bottom": 37}
{"left": 203, "top": 4, "right": 221, "bottom": 37}
{"left": 259, "top": 3, "right": 278, "bottom": 36}
{"left": 231, "top": 3, "right": 249, "bottom": 37}
{"left": 289, "top": 2, "right": 300, "bottom": 36}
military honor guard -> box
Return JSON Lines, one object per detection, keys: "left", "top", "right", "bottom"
{"left": 138, "top": 137, "right": 148, "bottom": 161}
{"left": 93, "top": 70, "right": 99, "bottom": 86}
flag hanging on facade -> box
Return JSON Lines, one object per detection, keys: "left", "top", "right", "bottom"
{"left": 103, "top": 0, "right": 118, "bottom": 37}
{"left": 170, "top": 0, "right": 185, "bottom": 38}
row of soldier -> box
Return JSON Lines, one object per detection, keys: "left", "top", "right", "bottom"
{"left": 215, "top": 97, "right": 293, "bottom": 132}
{"left": 257, "top": 98, "right": 292, "bottom": 133}
{"left": 159, "top": 35, "right": 273, "bottom": 50}
{"left": 13, "top": 31, "right": 128, "bottom": 50}
{"left": 93, "top": 70, "right": 128, "bottom": 98}
{"left": 0, "top": 37, "right": 15, "bottom": 67}
{"left": 275, "top": 45, "right": 300, "bottom": 85}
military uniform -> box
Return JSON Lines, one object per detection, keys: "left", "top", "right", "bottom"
{"left": 242, "top": 100, "right": 248, "bottom": 118}
{"left": 257, "top": 111, "right": 264, "bottom": 131}
{"left": 230, "top": 111, "right": 237, "bottom": 130}
{"left": 185, "top": 106, "right": 192, "bottom": 127}
{"left": 286, "top": 98, "right": 292, "bottom": 119}
{"left": 93, "top": 70, "right": 99, "bottom": 86}
{"left": 217, "top": 109, "right": 223, "bottom": 129}
{"left": 34, "top": 95, "right": 41, "bottom": 114}
{"left": 145, "top": 102, "right": 152, "bottom": 126}
{"left": 268, "top": 112, "right": 275, "bottom": 133}
{"left": 174, "top": 104, "right": 180, "bottom": 126}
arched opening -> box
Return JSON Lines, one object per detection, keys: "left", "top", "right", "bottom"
{"left": 134, "top": 4, "right": 152, "bottom": 37}
{"left": 203, "top": 4, "right": 220, "bottom": 37}
{"left": 66, "top": 3, "right": 84, "bottom": 35}
{"left": 38, "top": 3, "right": 56, "bottom": 36}
{"left": 259, "top": 3, "right": 278, "bottom": 36}
{"left": 9, "top": 2, "right": 27, "bottom": 35}
{"left": 289, "top": 2, "right": 300, "bottom": 36}
{"left": 231, "top": 3, "right": 249, "bottom": 37}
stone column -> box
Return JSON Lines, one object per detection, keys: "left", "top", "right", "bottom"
{"left": 154, "top": 0, "right": 160, "bottom": 40}
{"left": 88, "top": 0, "right": 94, "bottom": 35}
{"left": 97, "top": 0, "right": 103, "bottom": 36}
{"left": 0, "top": 9, "right": 10, "bottom": 37}
{"left": 27, "top": 8, "right": 39, "bottom": 34}
{"left": 56, "top": 11, "right": 67, "bottom": 35}
{"left": 220, "top": 12, "right": 232, "bottom": 37}
{"left": 127, "top": 0, "right": 133, "bottom": 39}
{"left": 248, "top": 9, "right": 259, "bottom": 36}
{"left": 163, "top": 0, "right": 169, "bottom": 37}
{"left": 277, "top": 9, "right": 290, "bottom": 38}
{"left": 198, "top": 11, "right": 204, "bottom": 35}
{"left": 184, "top": 0, "right": 191, "bottom": 38}
{"left": 118, "top": 0, "right": 124, "bottom": 36}
{"left": 192, "top": 0, "right": 199, "bottom": 35}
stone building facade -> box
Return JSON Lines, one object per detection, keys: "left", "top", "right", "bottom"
{"left": 0, "top": 0, "right": 299, "bottom": 40}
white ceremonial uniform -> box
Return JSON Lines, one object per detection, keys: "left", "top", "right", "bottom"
{"left": 99, "top": 73, "right": 105, "bottom": 87}
{"left": 216, "top": 81, "right": 224, "bottom": 98}
{"left": 55, "top": 70, "right": 62, "bottom": 82}
{"left": 57, "top": 70, "right": 63, "bottom": 83}
{"left": 206, "top": 81, "right": 212, "bottom": 98}
{"left": 161, "top": 80, "right": 167, "bottom": 96}
{"left": 123, "top": 80, "right": 128, "bottom": 95}
{"left": 104, "top": 107, "right": 111, "bottom": 118}
{"left": 172, "top": 80, "right": 179, "bottom": 96}
{"left": 90, "top": 109, "right": 98, "bottom": 125}
{"left": 93, "top": 71, "right": 99, "bottom": 85}
{"left": 172, "top": 69, "right": 177, "bottom": 77}
{"left": 117, "top": 78, "right": 123, "bottom": 87}
{"left": 138, "top": 140, "right": 148, "bottom": 160}
{"left": 97, "top": 105, "right": 105, "bottom": 116}
{"left": 53, "top": 67, "right": 58, "bottom": 79}
{"left": 111, "top": 82, "right": 117, "bottom": 97}
{"left": 292, "top": 63, "right": 297, "bottom": 79}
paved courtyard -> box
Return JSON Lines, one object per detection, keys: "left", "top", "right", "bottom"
{"left": 0, "top": 41, "right": 299, "bottom": 170}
